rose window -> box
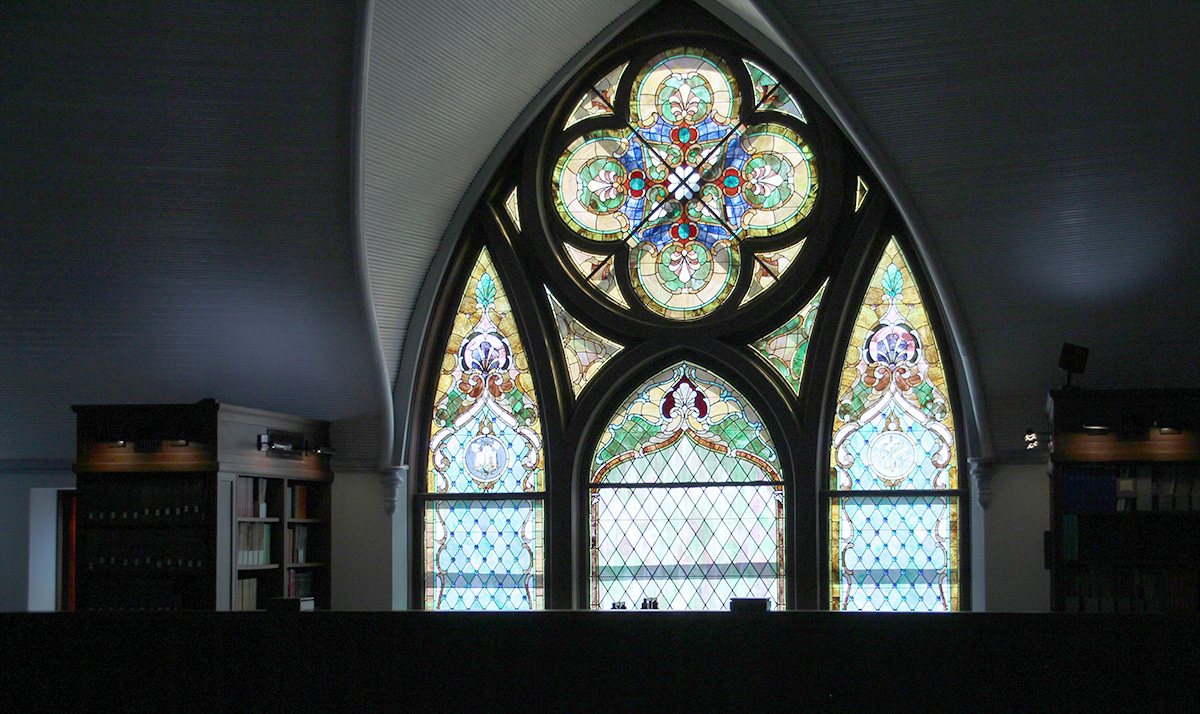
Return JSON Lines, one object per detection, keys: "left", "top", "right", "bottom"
{"left": 552, "top": 47, "right": 818, "bottom": 320}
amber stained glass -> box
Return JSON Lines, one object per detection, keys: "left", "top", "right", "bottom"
{"left": 427, "top": 248, "right": 543, "bottom": 494}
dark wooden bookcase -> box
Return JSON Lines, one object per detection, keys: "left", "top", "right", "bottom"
{"left": 1047, "top": 389, "right": 1200, "bottom": 613}
{"left": 72, "top": 400, "right": 333, "bottom": 611}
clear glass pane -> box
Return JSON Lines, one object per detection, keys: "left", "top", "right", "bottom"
{"left": 592, "top": 485, "right": 783, "bottom": 610}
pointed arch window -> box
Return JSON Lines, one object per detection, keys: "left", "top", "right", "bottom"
{"left": 407, "top": 1, "right": 968, "bottom": 611}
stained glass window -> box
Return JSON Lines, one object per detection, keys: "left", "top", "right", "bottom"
{"left": 414, "top": 9, "right": 968, "bottom": 613}
{"left": 828, "top": 238, "right": 959, "bottom": 611}
{"left": 750, "top": 281, "right": 824, "bottom": 394}
{"left": 590, "top": 363, "right": 784, "bottom": 610}
{"left": 424, "top": 248, "right": 544, "bottom": 610}
{"left": 552, "top": 48, "right": 817, "bottom": 320}
{"left": 546, "top": 289, "right": 622, "bottom": 396}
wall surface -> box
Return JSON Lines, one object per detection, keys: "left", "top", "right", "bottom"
{"left": 330, "top": 471, "right": 394, "bottom": 610}
{"left": 986, "top": 462, "right": 1051, "bottom": 611}
{"left": 0, "top": 469, "right": 75, "bottom": 612}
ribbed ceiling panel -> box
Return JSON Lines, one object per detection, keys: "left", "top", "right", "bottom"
{"left": 360, "top": 0, "right": 639, "bottom": 386}
{"left": 0, "top": 1, "right": 376, "bottom": 459}
{"left": 760, "top": 0, "right": 1200, "bottom": 457}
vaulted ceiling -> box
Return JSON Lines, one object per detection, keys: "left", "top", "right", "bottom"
{"left": 4, "top": 0, "right": 1199, "bottom": 464}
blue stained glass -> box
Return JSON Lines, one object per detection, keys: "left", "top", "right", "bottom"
{"left": 833, "top": 496, "right": 957, "bottom": 612}
{"left": 835, "top": 403, "right": 952, "bottom": 491}
{"left": 426, "top": 499, "right": 544, "bottom": 610}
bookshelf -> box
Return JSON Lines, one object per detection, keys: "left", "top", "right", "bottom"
{"left": 73, "top": 400, "right": 333, "bottom": 611}
{"left": 1047, "top": 389, "right": 1200, "bottom": 613}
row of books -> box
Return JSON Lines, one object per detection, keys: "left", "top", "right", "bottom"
{"left": 237, "top": 522, "right": 272, "bottom": 566}
{"left": 80, "top": 577, "right": 193, "bottom": 611}
{"left": 82, "top": 527, "right": 207, "bottom": 572}
{"left": 289, "top": 483, "right": 310, "bottom": 519}
{"left": 237, "top": 476, "right": 270, "bottom": 518}
{"left": 83, "top": 477, "right": 207, "bottom": 523}
{"left": 1060, "top": 565, "right": 1199, "bottom": 613}
{"left": 288, "top": 524, "right": 310, "bottom": 564}
{"left": 288, "top": 570, "right": 314, "bottom": 599}
{"left": 1061, "top": 463, "right": 1200, "bottom": 512}
{"left": 236, "top": 577, "right": 258, "bottom": 611}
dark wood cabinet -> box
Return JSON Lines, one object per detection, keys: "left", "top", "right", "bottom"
{"left": 73, "top": 400, "right": 333, "bottom": 610}
{"left": 1047, "top": 389, "right": 1200, "bottom": 613}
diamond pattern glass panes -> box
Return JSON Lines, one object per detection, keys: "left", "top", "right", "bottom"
{"left": 563, "top": 244, "right": 629, "bottom": 308}
{"left": 743, "top": 59, "right": 806, "bottom": 122}
{"left": 751, "top": 281, "right": 824, "bottom": 394}
{"left": 593, "top": 363, "right": 780, "bottom": 485}
{"left": 830, "top": 238, "right": 956, "bottom": 491}
{"left": 428, "top": 248, "right": 543, "bottom": 493}
{"left": 590, "top": 362, "right": 783, "bottom": 610}
{"left": 425, "top": 499, "right": 544, "bottom": 610}
{"left": 740, "top": 239, "right": 807, "bottom": 306}
{"left": 552, "top": 47, "right": 819, "bottom": 321}
{"left": 592, "top": 485, "right": 783, "bottom": 610}
{"left": 563, "top": 61, "right": 629, "bottom": 130}
{"left": 830, "top": 496, "right": 958, "bottom": 612}
{"left": 503, "top": 186, "right": 521, "bottom": 231}
{"left": 546, "top": 289, "right": 622, "bottom": 396}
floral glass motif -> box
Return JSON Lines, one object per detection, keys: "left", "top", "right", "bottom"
{"left": 830, "top": 238, "right": 956, "bottom": 492}
{"left": 552, "top": 48, "right": 818, "bottom": 320}
{"left": 750, "top": 281, "right": 824, "bottom": 394}
{"left": 563, "top": 244, "right": 629, "bottom": 308}
{"left": 546, "top": 289, "right": 622, "bottom": 396}
{"left": 563, "top": 62, "right": 630, "bottom": 130}
{"left": 742, "top": 59, "right": 806, "bottom": 122}
{"left": 427, "top": 249, "right": 544, "bottom": 494}
{"left": 829, "top": 238, "right": 958, "bottom": 612}
{"left": 425, "top": 499, "right": 544, "bottom": 610}
{"left": 830, "top": 496, "right": 958, "bottom": 612}
{"left": 503, "top": 187, "right": 521, "bottom": 231}
{"left": 740, "top": 239, "right": 807, "bottom": 306}
{"left": 590, "top": 363, "right": 784, "bottom": 609}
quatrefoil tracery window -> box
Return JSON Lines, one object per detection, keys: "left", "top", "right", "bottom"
{"left": 414, "top": 5, "right": 966, "bottom": 613}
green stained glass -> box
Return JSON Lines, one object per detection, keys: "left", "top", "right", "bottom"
{"left": 742, "top": 59, "right": 806, "bottom": 122}
{"left": 427, "top": 248, "right": 544, "bottom": 493}
{"left": 425, "top": 499, "right": 544, "bottom": 610}
{"left": 590, "top": 362, "right": 784, "bottom": 610}
{"left": 750, "top": 281, "right": 825, "bottom": 394}
{"left": 546, "top": 289, "right": 622, "bottom": 396}
{"left": 592, "top": 363, "right": 779, "bottom": 484}
{"left": 830, "top": 496, "right": 958, "bottom": 612}
{"left": 591, "top": 485, "right": 783, "bottom": 610}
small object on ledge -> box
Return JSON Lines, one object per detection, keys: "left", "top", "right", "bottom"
{"left": 265, "top": 597, "right": 314, "bottom": 612}
{"left": 729, "top": 598, "right": 769, "bottom": 612}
